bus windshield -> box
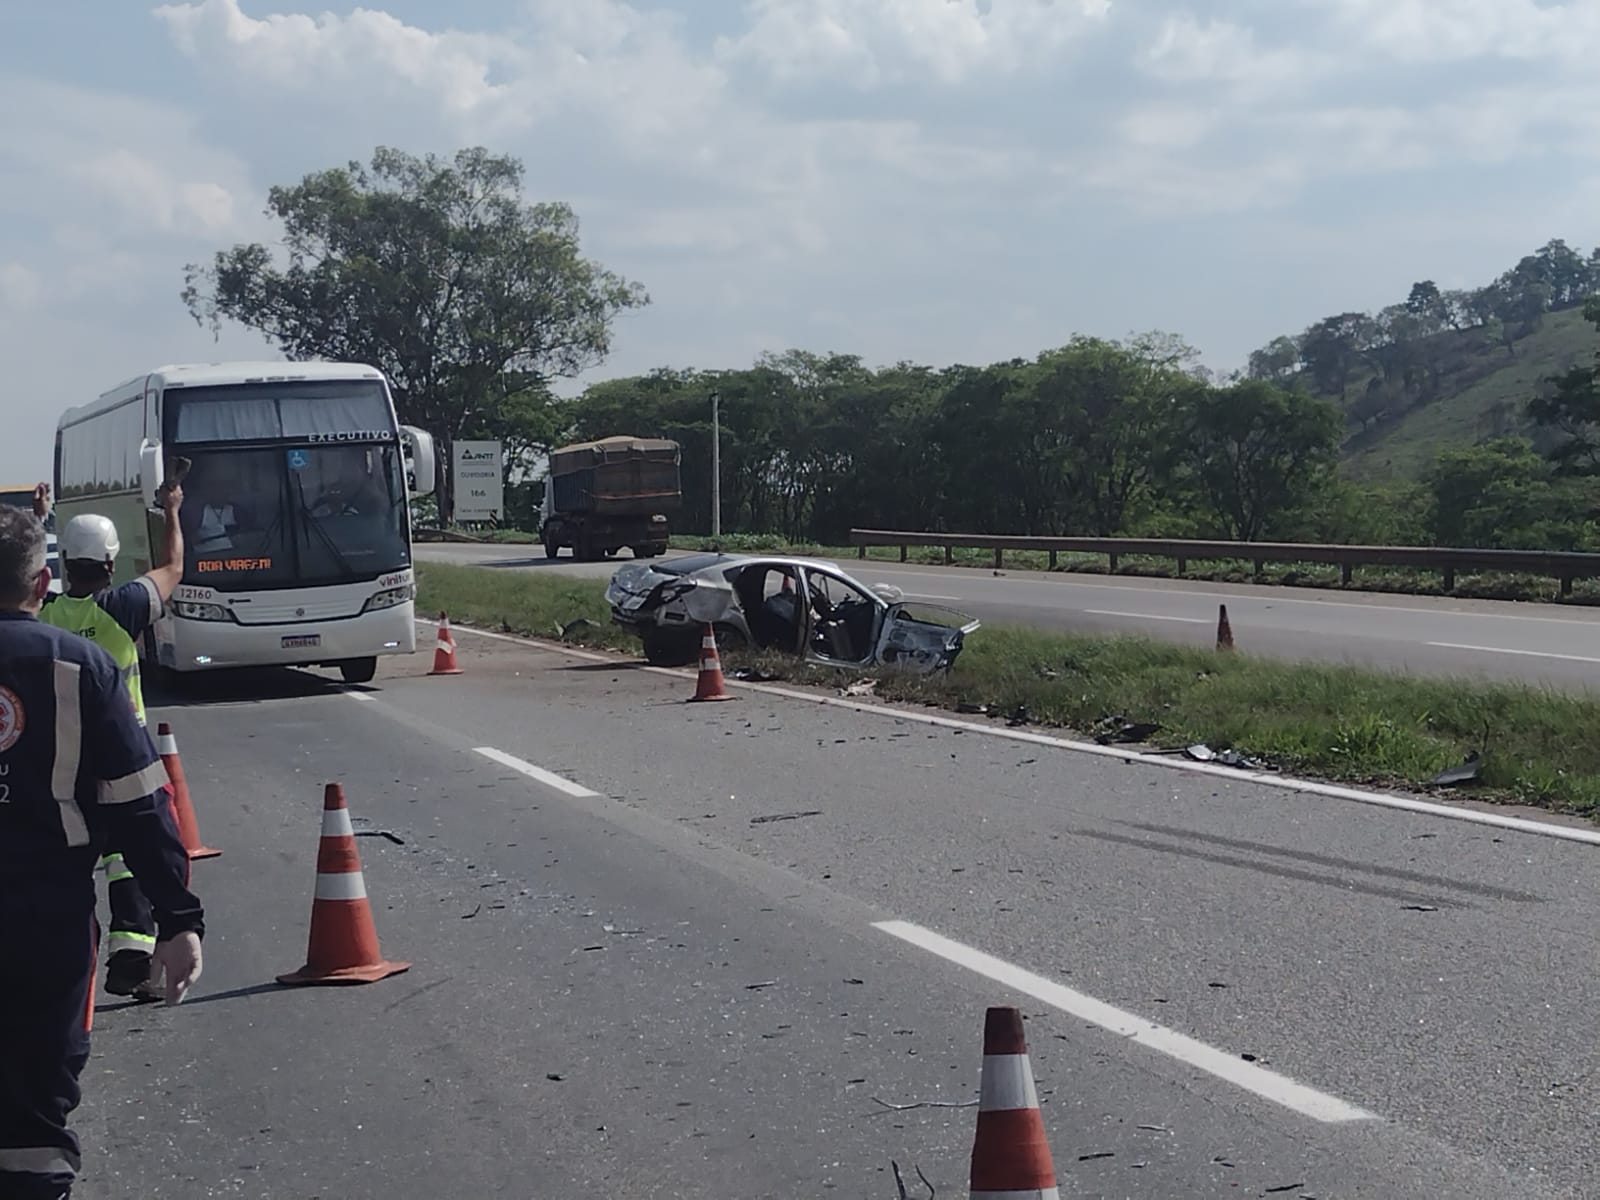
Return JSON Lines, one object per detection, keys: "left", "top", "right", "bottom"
{"left": 180, "top": 443, "right": 409, "bottom": 589}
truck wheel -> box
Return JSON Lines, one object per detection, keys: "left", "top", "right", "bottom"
{"left": 339, "top": 657, "right": 378, "bottom": 685}
{"left": 544, "top": 536, "right": 559, "bottom": 559}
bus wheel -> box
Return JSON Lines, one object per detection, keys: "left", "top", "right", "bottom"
{"left": 339, "top": 657, "right": 378, "bottom": 685}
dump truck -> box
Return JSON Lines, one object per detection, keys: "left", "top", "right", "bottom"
{"left": 540, "top": 435, "right": 681, "bottom": 561}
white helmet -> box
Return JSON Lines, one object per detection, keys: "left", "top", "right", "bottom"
{"left": 60, "top": 514, "right": 121, "bottom": 563}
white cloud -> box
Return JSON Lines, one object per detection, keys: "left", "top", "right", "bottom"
{"left": 715, "top": 0, "right": 1113, "bottom": 85}
{"left": 155, "top": 0, "right": 514, "bottom": 114}
{"left": 0, "top": 264, "right": 41, "bottom": 311}
{"left": 1318, "top": 0, "right": 1600, "bottom": 64}
{"left": 1140, "top": 14, "right": 1322, "bottom": 94}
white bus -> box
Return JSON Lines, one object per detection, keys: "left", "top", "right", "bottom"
{"left": 54, "top": 362, "right": 437, "bottom": 684}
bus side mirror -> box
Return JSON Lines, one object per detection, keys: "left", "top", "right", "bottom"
{"left": 401, "top": 426, "right": 436, "bottom": 497}
{"left": 139, "top": 442, "right": 164, "bottom": 509}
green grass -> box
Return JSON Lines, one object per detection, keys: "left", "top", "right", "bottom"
{"left": 1343, "top": 307, "right": 1597, "bottom": 483}
{"left": 416, "top": 562, "right": 1600, "bottom": 819}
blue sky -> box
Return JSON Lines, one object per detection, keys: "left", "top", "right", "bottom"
{"left": 2, "top": 0, "right": 1598, "bottom": 483}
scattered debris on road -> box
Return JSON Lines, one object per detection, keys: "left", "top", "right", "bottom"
{"left": 870, "top": 1095, "right": 977, "bottom": 1112}
{"left": 891, "top": 1160, "right": 936, "bottom": 1200}
{"left": 750, "top": 810, "right": 824, "bottom": 824}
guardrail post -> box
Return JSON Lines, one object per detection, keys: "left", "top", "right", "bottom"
{"left": 1109, "top": 552, "right": 1120, "bottom": 573}
{"left": 1443, "top": 567, "right": 1455, "bottom": 592}
{"left": 1253, "top": 558, "right": 1265, "bottom": 581}
{"left": 1561, "top": 574, "right": 1574, "bottom": 597}
{"left": 1049, "top": 549, "right": 1058, "bottom": 570}
{"left": 994, "top": 547, "right": 1004, "bottom": 570}
{"left": 1341, "top": 563, "right": 1352, "bottom": 586}
{"left": 1176, "top": 557, "right": 1187, "bottom": 576}
{"left": 858, "top": 544, "right": 867, "bottom": 560}
{"left": 900, "top": 545, "right": 908, "bottom": 562}
{"left": 944, "top": 544, "right": 954, "bottom": 565}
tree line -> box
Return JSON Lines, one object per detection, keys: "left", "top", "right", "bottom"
{"left": 1248, "top": 239, "right": 1600, "bottom": 437}
{"left": 182, "top": 146, "right": 1600, "bottom": 551}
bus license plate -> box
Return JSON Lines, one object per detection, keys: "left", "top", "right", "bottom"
{"left": 282, "top": 635, "right": 321, "bottom": 649}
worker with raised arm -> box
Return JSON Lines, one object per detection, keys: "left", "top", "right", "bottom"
{"left": 0, "top": 505, "right": 204, "bottom": 1200}
{"left": 34, "top": 479, "right": 187, "bottom": 1000}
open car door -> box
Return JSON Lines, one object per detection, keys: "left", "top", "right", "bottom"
{"left": 871, "top": 601, "right": 980, "bottom": 673}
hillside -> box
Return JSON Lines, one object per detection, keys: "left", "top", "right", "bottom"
{"left": 1340, "top": 307, "right": 1598, "bottom": 483}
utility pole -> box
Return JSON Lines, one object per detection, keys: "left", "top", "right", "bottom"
{"left": 710, "top": 390, "right": 722, "bottom": 544}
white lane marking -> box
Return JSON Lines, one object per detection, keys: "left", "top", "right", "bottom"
{"left": 904, "top": 592, "right": 962, "bottom": 601}
{"left": 343, "top": 690, "right": 376, "bottom": 701}
{"left": 437, "top": 620, "right": 1600, "bottom": 848}
{"left": 874, "top": 920, "right": 1375, "bottom": 1125}
{"left": 1084, "top": 609, "right": 1210, "bottom": 625}
{"left": 474, "top": 746, "right": 600, "bottom": 798}
{"left": 1428, "top": 642, "right": 1600, "bottom": 665}
{"left": 861, "top": 566, "right": 1600, "bottom": 628}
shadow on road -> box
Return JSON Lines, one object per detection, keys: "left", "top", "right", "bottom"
{"left": 146, "top": 667, "right": 374, "bottom": 709}
{"left": 179, "top": 983, "right": 286, "bottom": 1007}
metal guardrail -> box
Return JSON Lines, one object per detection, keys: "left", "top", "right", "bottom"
{"left": 849, "top": 529, "right": 1600, "bottom": 595}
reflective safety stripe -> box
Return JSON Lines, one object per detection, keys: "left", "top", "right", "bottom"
{"left": 978, "top": 1054, "right": 1040, "bottom": 1112}
{"left": 98, "top": 760, "right": 169, "bottom": 805}
{"left": 314, "top": 871, "right": 367, "bottom": 901}
{"left": 321, "top": 807, "right": 354, "bottom": 838}
{"left": 0, "top": 1145, "right": 79, "bottom": 1175}
{"left": 50, "top": 661, "right": 89, "bottom": 847}
{"left": 156, "top": 730, "right": 178, "bottom": 756}
{"left": 107, "top": 931, "right": 157, "bottom": 953}
{"left": 101, "top": 854, "right": 135, "bottom": 883}
{"left": 969, "top": 1190, "right": 1061, "bottom": 1199}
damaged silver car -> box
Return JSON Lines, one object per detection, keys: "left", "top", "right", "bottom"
{"left": 605, "top": 553, "right": 979, "bottom": 672}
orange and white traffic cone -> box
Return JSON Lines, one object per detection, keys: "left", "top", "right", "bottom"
{"left": 689, "top": 623, "right": 735, "bottom": 703}
{"left": 969, "top": 1006, "right": 1060, "bottom": 1199}
{"left": 1216, "top": 604, "right": 1234, "bottom": 652}
{"left": 277, "top": 783, "right": 410, "bottom": 986}
{"left": 429, "top": 610, "right": 463, "bottom": 675}
{"left": 156, "top": 722, "right": 220, "bottom": 860}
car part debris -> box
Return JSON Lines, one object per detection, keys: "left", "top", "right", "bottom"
{"left": 1428, "top": 752, "right": 1482, "bottom": 787}
{"left": 1095, "top": 719, "right": 1162, "bottom": 745}
{"left": 750, "top": 810, "right": 824, "bottom": 825}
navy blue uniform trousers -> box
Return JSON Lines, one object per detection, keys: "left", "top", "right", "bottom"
{"left": 0, "top": 902, "right": 97, "bottom": 1199}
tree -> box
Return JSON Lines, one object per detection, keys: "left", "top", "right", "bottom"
{"left": 1425, "top": 438, "right": 1584, "bottom": 549}
{"left": 1247, "top": 335, "right": 1301, "bottom": 384}
{"left": 1528, "top": 295, "right": 1600, "bottom": 474}
{"left": 182, "top": 146, "right": 648, "bottom": 445}
{"left": 1177, "top": 380, "right": 1343, "bottom": 541}
{"left": 1405, "top": 280, "right": 1443, "bottom": 317}
{"left": 1299, "top": 313, "right": 1372, "bottom": 399}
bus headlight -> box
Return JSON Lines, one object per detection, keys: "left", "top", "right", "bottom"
{"left": 173, "top": 600, "right": 233, "bottom": 622}
{"left": 362, "top": 585, "right": 414, "bottom": 614}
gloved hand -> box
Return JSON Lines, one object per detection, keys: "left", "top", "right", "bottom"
{"left": 149, "top": 932, "right": 203, "bottom": 1005}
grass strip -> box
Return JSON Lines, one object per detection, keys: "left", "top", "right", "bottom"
{"left": 417, "top": 562, "right": 1600, "bottom": 819}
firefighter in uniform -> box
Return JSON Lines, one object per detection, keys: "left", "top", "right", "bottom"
{"left": 34, "top": 482, "right": 186, "bottom": 1001}
{"left": 0, "top": 505, "right": 204, "bottom": 1200}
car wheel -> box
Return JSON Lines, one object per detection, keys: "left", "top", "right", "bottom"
{"left": 712, "top": 624, "right": 748, "bottom": 656}
{"left": 641, "top": 630, "right": 694, "bottom": 667}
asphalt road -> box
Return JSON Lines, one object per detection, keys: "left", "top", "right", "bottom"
{"left": 72, "top": 631, "right": 1600, "bottom": 1197}
{"left": 415, "top": 541, "right": 1600, "bottom": 689}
